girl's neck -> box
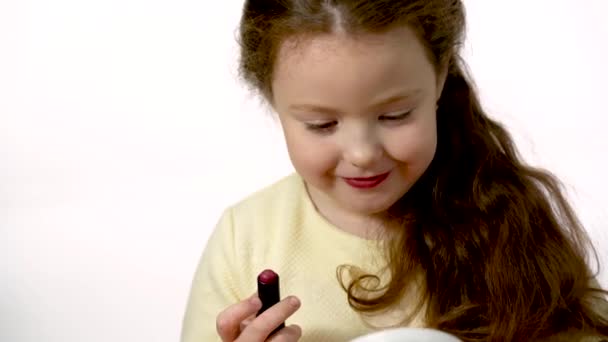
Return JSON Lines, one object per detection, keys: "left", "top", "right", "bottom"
{"left": 305, "top": 182, "right": 389, "bottom": 240}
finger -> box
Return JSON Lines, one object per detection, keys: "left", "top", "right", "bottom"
{"left": 239, "top": 315, "right": 254, "bottom": 334}
{"left": 267, "top": 325, "right": 302, "bottom": 342}
{"left": 238, "top": 296, "right": 301, "bottom": 341}
{"left": 216, "top": 293, "right": 262, "bottom": 342}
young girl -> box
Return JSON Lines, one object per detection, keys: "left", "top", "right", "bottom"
{"left": 181, "top": 1, "right": 608, "bottom": 341}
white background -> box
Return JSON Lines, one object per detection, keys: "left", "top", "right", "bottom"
{"left": 1, "top": 0, "right": 607, "bottom": 341}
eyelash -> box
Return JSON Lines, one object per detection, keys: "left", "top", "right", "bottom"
{"left": 305, "top": 110, "right": 412, "bottom": 132}
{"left": 305, "top": 122, "right": 336, "bottom": 132}
{"left": 381, "top": 111, "right": 412, "bottom": 121}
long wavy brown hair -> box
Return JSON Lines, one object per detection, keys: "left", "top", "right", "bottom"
{"left": 237, "top": 0, "right": 608, "bottom": 340}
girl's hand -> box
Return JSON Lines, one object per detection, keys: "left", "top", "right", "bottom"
{"left": 216, "top": 293, "right": 302, "bottom": 341}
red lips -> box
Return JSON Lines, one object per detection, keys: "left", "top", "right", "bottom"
{"left": 343, "top": 172, "right": 390, "bottom": 189}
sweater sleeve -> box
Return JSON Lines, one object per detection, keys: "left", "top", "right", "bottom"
{"left": 181, "top": 208, "right": 242, "bottom": 342}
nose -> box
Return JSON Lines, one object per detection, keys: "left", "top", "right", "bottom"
{"left": 342, "top": 129, "right": 383, "bottom": 169}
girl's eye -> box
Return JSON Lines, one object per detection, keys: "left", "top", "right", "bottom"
{"left": 304, "top": 110, "right": 412, "bottom": 133}
{"left": 380, "top": 111, "right": 412, "bottom": 121}
{"left": 305, "top": 121, "right": 337, "bottom": 132}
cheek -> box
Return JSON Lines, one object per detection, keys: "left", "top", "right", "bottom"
{"left": 386, "top": 117, "right": 437, "bottom": 166}
{"left": 283, "top": 128, "right": 338, "bottom": 176}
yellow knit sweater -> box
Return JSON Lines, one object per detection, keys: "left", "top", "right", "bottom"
{"left": 180, "top": 173, "right": 421, "bottom": 341}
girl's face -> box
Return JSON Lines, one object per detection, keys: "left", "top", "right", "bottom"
{"left": 271, "top": 26, "right": 445, "bottom": 217}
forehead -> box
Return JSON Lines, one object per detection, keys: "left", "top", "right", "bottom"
{"left": 271, "top": 27, "right": 437, "bottom": 107}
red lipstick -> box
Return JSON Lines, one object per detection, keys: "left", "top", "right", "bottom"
{"left": 343, "top": 172, "right": 390, "bottom": 189}
{"left": 256, "top": 269, "right": 285, "bottom": 333}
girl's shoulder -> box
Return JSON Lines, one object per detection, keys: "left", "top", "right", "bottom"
{"left": 229, "top": 172, "right": 305, "bottom": 216}
{"left": 220, "top": 172, "right": 315, "bottom": 241}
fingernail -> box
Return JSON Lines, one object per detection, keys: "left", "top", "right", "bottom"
{"left": 288, "top": 296, "right": 300, "bottom": 307}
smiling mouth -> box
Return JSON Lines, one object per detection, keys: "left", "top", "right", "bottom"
{"left": 342, "top": 172, "right": 391, "bottom": 189}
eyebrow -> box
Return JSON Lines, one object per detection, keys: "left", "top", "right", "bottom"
{"left": 288, "top": 89, "right": 423, "bottom": 115}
